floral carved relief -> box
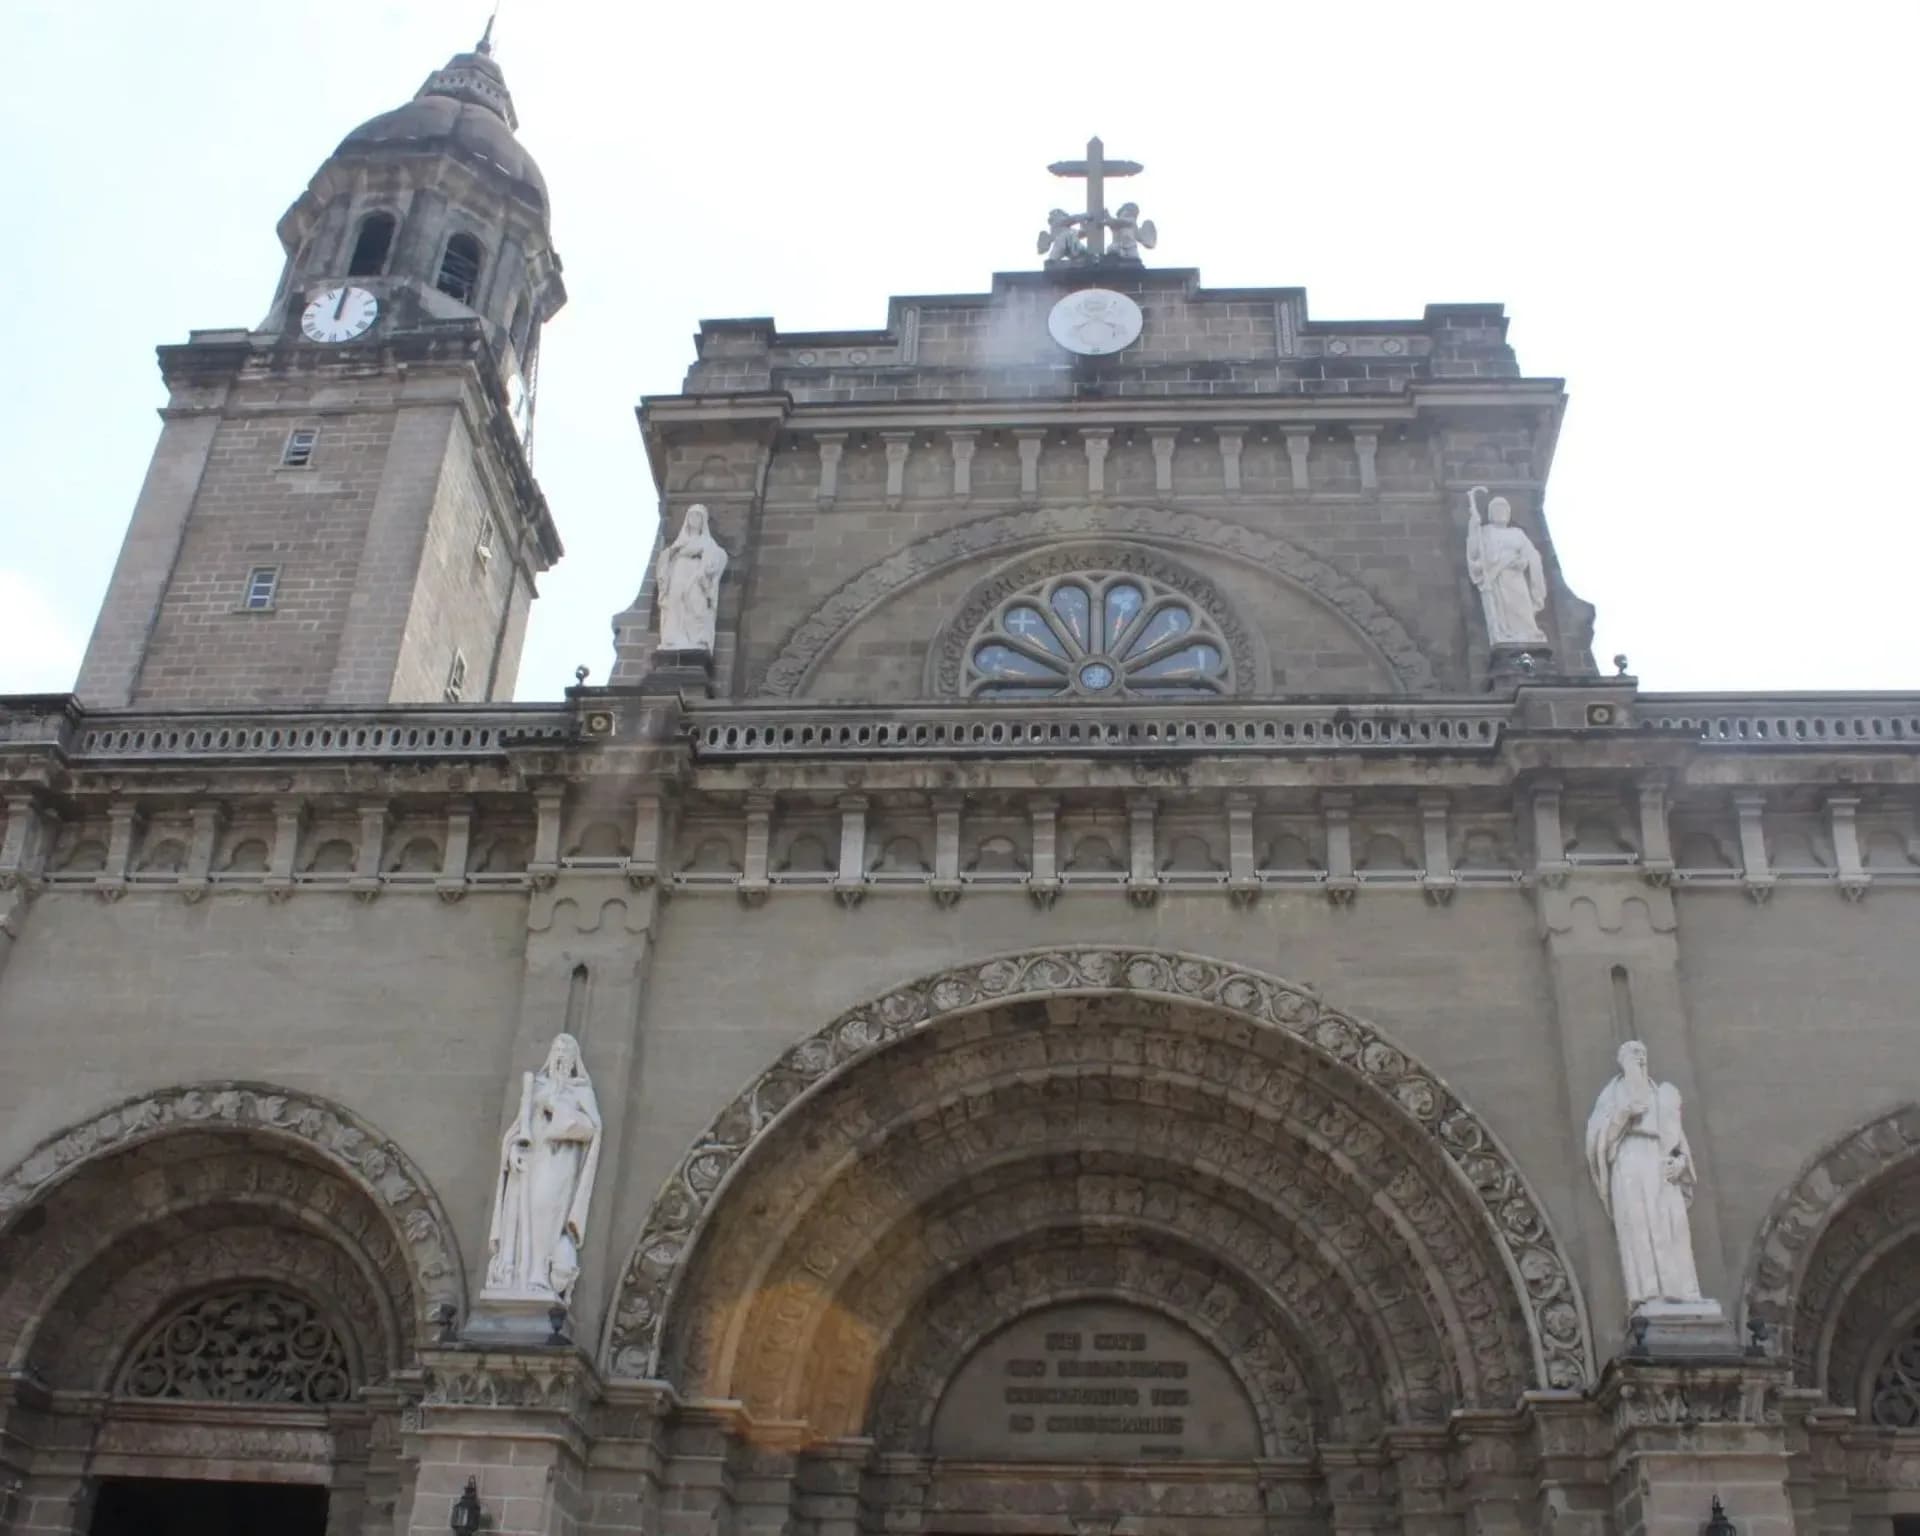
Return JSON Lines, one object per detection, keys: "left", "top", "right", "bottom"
{"left": 603, "top": 949, "right": 1592, "bottom": 1399}
{"left": 120, "top": 1287, "right": 354, "bottom": 1404}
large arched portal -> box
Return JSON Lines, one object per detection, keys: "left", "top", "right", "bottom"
{"left": 608, "top": 950, "right": 1591, "bottom": 1530}
{"left": 0, "top": 1084, "right": 465, "bottom": 1535}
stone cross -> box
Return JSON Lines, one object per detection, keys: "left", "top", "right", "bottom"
{"left": 1048, "top": 136, "right": 1143, "bottom": 260}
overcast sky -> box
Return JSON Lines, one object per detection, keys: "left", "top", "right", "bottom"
{"left": 2, "top": 1, "right": 1914, "bottom": 701}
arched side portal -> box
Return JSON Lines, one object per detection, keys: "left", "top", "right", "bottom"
{"left": 606, "top": 948, "right": 1594, "bottom": 1443}
{"left": 1744, "top": 1102, "right": 1920, "bottom": 1416}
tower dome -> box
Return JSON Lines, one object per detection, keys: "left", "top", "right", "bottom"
{"left": 336, "top": 34, "right": 546, "bottom": 212}
{"left": 269, "top": 25, "right": 564, "bottom": 370}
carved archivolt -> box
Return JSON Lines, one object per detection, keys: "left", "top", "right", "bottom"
{"left": 1743, "top": 1101, "right": 1920, "bottom": 1370}
{"left": 604, "top": 949, "right": 1592, "bottom": 1404}
{"left": 0, "top": 1083, "right": 467, "bottom": 1333}
{"left": 756, "top": 507, "right": 1439, "bottom": 696}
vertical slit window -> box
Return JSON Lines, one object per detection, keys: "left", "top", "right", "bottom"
{"left": 281, "top": 428, "right": 318, "bottom": 467}
{"left": 436, "top": 233, "right": 484, "bottom": 304}
{"left": 347, "top": 212, "right": 397, "bottom": 277}
{"left": 243, "top": 568, "right": 279, "bottom": 610}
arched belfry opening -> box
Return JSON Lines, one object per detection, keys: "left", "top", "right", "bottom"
{"left": 607, "top": 949, "right": 1591, "bottom": 1532}
{"left": 0, "top": 1084, "right": 464, "bottom": 1534}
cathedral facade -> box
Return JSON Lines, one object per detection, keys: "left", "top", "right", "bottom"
{"left": 3, "top": 38, "right": 1919, "bottom": 1536}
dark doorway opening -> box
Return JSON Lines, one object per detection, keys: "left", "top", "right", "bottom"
{"left": 92, "top": 1476, "right": 327, "bottom": 1536}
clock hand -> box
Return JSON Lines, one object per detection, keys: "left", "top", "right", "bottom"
{"left": 333, "top": 287, "right": 349, "bottom": 321}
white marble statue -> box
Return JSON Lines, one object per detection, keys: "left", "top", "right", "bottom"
{"left": 1105, "top": 202, "right": 1157, "bottom": 261}
{"left": 1585, "top": 1040, "right": 1705, "bottom": 1308}
{"left": 1037, "top": 208, "right": 1088, "bottom": 265}
{"left": 1464, "top": 485, "right": 1549, "bottom": 645}
{"left": 654, "top": 504, "right": 728, "bottom": 652}
{"left": 484, "top": 1032, "right": 602, "bottom": 1303}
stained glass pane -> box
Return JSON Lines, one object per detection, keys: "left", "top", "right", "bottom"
{"left": 974, "top": 644, "right": 1062, "bottom": 683}
{"left": 1102, "top": 584, "right": 1144, "bottom": 649}
{"left": 1002, "top": 605, "right": 1065, "bottom": 656}
{"left": 1128, "top": 643, "right": 1223, "bottom": 683}
{"left": 1048, "top": 585, "right": 1091, "bottom": 648}
{"left": 1123, "top": 604, "right": 1192, "bottom": 658}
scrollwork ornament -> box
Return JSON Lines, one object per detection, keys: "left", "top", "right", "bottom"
{"left": 121, "top": 1288, "right": 352, "bottom": 1404}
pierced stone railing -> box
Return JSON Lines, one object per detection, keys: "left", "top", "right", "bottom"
{"left": 687, "top": 700, "right": 1513, "bottom": 758}
{"left": 1639, "top": 694, "right": 1920, "bottom": 747}
{"left": 63, "top": 706, "right": 576, "bottom": 762}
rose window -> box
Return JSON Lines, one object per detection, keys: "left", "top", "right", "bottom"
{"left": 965, "top": 573, "right": 1231, "bottom": 698}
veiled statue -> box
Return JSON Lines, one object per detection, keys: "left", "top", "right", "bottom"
{"left": 1464, "top": 485, "right": 1549, "bottom": 645}
{"left": 484, "top": 1033, "right": 602, "bottom": 1303}
{"left": 1585, "top": 1040, "right": 1705, "bottom": 1308}
{"left": 654, "top": 503, "right": 728, "bottom": 652}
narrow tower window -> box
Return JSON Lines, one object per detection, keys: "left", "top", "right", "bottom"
{"left": 509, "top": 293, "right": 534, "bottom": 354}
{"left": 347, "top": 212, "right": 397, "bottom": 277}
{"left": 444, "top": 649, "right": 468, "bottom": 702}
{"left": 280, "top": 428, "right": 318, "bottom": 467}
{"left": 436, "top": 234, "right": 485, "bottom": 304}
{"left": 243, "top": 568, "right": 279, "bottom": 610}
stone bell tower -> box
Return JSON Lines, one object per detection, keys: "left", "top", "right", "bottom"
{"left": 75, "top": 27, "right": 565, "bottom": 710}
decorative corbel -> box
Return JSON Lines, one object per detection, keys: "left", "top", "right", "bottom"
{"left": 180, "top": 802, "right": 225, "bottom": 904}
{"left": 98, "top": 799, "right": 140, "bottom": 902}
{"left": 1352, "top": 425, "right": 1382, "bottom": 491}
{"left": 1027, "top": 796, "right": 1061, "bottom": 908}
{"left": 881, "top": 432, "right": 913, "bottom": 508}
{"left": 1081, "top": 429, "right": 1112, "bottom": 499}
{"left": 528, "top": 785, "right": 565, "bottom": 890}
{"left": 1126, "top": 793, "right": 1159, "bottom": 908}
{"left": 1322, "top": 792, "right": 1357, "bottom": 905}
{"left": 931, "top": 793, "right": 963, "bottom": 908}
{"left": 1636, "top": 775, "right": 1675, "bottom": 887}
{"left": 738, "top": 793, "right": 772, "bottom": 907}
{"left": 1827, "top": 794, "right": 1870, "bottom": 901}
{"left": 833, "top": 794, "right": 868, "bottom": 908}
{"left": 946, "top": 431, "right": 977, "bottom": 501}
{"left": 1226, "top": 792, "right": 1260, "bottom": 907}
{"left": 1015, "top": 430, "right": 1046, "bottom": 506}
{"left": 438, "top": 798, "right": 473, "bottom": 903}
{"left": 1216, "top": 428, "right": 1244, "bottom": 494}
{"left": 1734, "top": 791, "right": 1774, "bottom": 903}
{"left": 1284, "top": 428, "right": 1313, "bottom": 492}
{"left": 352, "top": 800, "right": 390, "bottom": 901}
{"left": 1530, "top": 779, "right": 1571, "bottom": 888}
{"left": 1149, "top": 429, "right": 1177, "bottom": 494}
{"left": 815, "top": 433, "right": 846, "bottom": 507}
{"left": 1419, "top": 791, "right": 1456, "bottom": 906}
{"left": 265, "top": 796, "right": 306, "bottom": 902}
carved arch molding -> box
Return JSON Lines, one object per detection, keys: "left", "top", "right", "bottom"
{"left": 606, "top": 948, "right": 1593, "bottom": 1451}
{"left": 0, "top": 1082, "right": 467, "bottom": 1373}
{"left": 756, "top": 507, "right": 1440, "bottom": 696}
{"left": 1744, "top": 1102, "right": 1920, "bottom": 1417}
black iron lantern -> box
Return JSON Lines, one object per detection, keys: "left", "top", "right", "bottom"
{"left": 1703, "top": 1495, "right": 1736, "bottom": 1536}
{"left": 450, "top": 1476, "right": 483, "bottom": 1535}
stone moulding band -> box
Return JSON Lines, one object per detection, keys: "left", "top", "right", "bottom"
{"left": 753, "top": 506, "right": 1441, "bottom": 697}
{"left": 602, "top": 946, "right": 1595, "bottom": 1393}
{"left": 0, "top": 1081, "right": 468, "bottom": 1331}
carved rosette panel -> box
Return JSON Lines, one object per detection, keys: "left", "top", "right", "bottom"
{"left": 120, "top": 1287, "right": 353, "bottom": 1404}
{"left": 0, "top": 1084, "right": 467, "bottom": 1332}
{"left": 603, "top": 949, "right": 1591, "bottom": 1396}
{"left": 1869, "top": 1316, "right": 1920, "bottom": 1427}
{"left": 757, "top": 507, "right": 1439, "bottom": 696}
{"left": 1743, "top": 1102, "right": 1920, "bottom": 1371}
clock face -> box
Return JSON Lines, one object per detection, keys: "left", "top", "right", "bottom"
{"left": 506, "top": 371, "right": 532, "bottom": 440}
{"left": 1048, "top": 288, "right": 1144, "bottom": 356}
{"left": 300, "top": 286, "right": 379, "bottom": 344}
